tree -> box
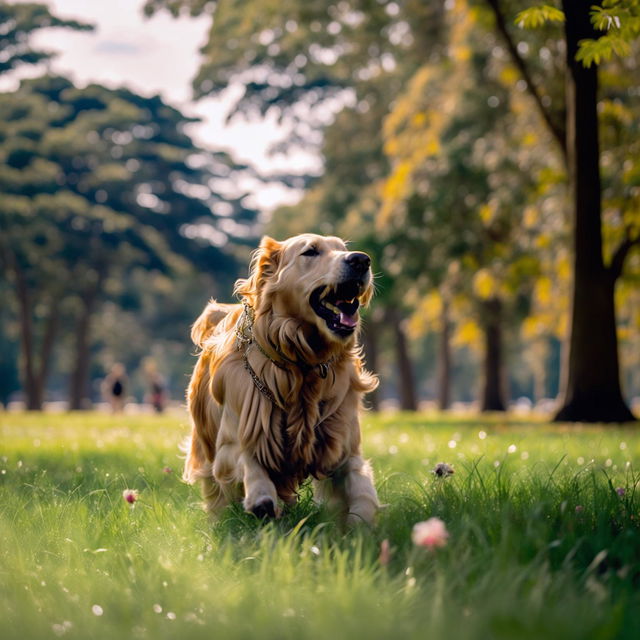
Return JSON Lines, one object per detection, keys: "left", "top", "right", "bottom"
{"left": 0, "top": 3, "right": 92, "bottom": 409}
{"left": 379, "top": 1, "right": 553, "bottom": 411}
{"left": 144, "top": 0, "right": 444, "bottom": 152}
{"left": 0, "top": 75, "right": 257, "bottom": 409}
{"left": 486, "top": 0, "right": 639, "bottom": 421}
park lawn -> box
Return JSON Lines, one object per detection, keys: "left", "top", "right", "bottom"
{"left": 1, "top": 411, "right": 639, "bottom": 640}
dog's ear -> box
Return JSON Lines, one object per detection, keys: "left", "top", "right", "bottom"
{"left": 235, "top": 236, "right": 283, "bottom": 303}
{"left": 254, "top": 236, "right": 282, "bottom": 285}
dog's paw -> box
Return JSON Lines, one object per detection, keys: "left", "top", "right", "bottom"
{"left": 249, "top": 496, "right": 277, "bottom": 519}
{"left": 346, "top": 511, "right": 376, "bottom": 529}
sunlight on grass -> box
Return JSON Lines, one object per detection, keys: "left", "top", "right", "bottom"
{"left": 1, "top": 412, "right": 639, "bottom": 639}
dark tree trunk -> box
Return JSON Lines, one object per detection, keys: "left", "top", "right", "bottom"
{"left": 36, "top": 299, "right": 60, "bottom": 399}
{"left": 361, "top": 319, "right": 380, "bottom": 411}
{"left": 480, "top": 298, "right": 506, "bottom": 412}
{"left": 68, "top": 299, "right": 94, "bottom": 411}
{"left": 14, "top": 265, "right": 40, "bottom": 410}
{"left": 389, "top": 309, "right": 417, "bottom": 411}
{"left": 68, "top": 287, "right": 101, "bottom": 411}
{"left": 554, "top": 1, "right": 635, "bottom": 422}
{"left": 437, "top": 298, "right": 452, "bottom": 411}
{"left": 3, "top": 244, "right": 61, "bottom": 410}
{"left": 13, "top": 268, "right": 61, "bottom": 411}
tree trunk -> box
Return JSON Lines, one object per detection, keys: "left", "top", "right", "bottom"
{"left": 3, "top": 245, "right": 62, "bottom": 410}
{"left": 437, "top": 298, "right": 452, "bottom": 411}
{"left": 14, "top": 265, "right": 40, "bottom": 410}
{"left": 389, "top": 309, "right": 417, "bottom": 411}
{"left": 480, "top": 298, "right": 506, "bottom": 412}
{"left": 361, "top": 319, "right": 380, "bottom": 411}
{"left": 68, "top": 289, "right": 100, "bottom": 411}
{"left": 531, "top": 340, "right": 548, "bottom": 405}
{"left": 554, "top": 1, "right": 635, "bottom": 422}
{"left": 35, "top": 298, "right": 60, "bottom": 399}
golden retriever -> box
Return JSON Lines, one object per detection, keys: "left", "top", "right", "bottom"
{"left": 184, "top": 233, "right": 379, "bottom": 525}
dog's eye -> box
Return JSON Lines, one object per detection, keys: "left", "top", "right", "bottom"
{"left": 301, "top": 247, "right": 320, "bottom": 257}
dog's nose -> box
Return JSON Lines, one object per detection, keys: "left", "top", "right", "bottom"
{"left": 345, "top": 252, "right": 371, "bottom": 275}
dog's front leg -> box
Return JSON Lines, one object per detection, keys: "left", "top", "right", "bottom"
{"left": 343, "top": 455, "right": 379, "bottom": 526}
{"left": 241, "top": 453, "right": 280, "bottom": 518}
{"left": 314, "top": 455, "right": 378, "bottom": 526}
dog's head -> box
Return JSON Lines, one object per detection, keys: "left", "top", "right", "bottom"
{"left": 235, "top": 233, "right": 373, "bottom": 343}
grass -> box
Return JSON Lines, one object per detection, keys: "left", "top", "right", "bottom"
{"left": 1, "top": 410, "right": 639, "bottom": 639}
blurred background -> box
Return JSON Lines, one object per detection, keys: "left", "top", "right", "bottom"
{"left": 0, "top": 0, "right": 638, "bottom": 418}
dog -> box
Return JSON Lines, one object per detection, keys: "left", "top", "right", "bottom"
{"left": 184, "top": 233, "right": 379, "bottom": 525}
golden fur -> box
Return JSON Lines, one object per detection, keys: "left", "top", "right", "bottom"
{"left": 184, "top": 233, "right": 380, "bottom": 524}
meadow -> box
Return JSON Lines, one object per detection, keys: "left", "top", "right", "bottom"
{"left": 1, "top": 411, "right": 639, "bottom": 640}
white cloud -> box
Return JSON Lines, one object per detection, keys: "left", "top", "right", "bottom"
{"left": 25, "top": 0, "right": 209, "bottom": 103}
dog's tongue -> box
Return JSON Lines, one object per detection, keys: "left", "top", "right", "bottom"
{"left": 339, "top": 312, "right": 358, "bottom": 328}
{"left": 337, "top": 299, "right": 359, "bottom": 328}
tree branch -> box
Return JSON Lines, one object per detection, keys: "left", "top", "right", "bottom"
{"left": 609, "top": 228, "right": 640, "bottom": 282}
{"left": 484, "top": 0, "right": 567, "bottom": 159}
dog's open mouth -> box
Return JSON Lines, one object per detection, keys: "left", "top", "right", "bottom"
{"left": 310, "top": 280, "right": 363, "bottom": 337}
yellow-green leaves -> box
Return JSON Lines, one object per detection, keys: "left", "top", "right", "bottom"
{"left": 580, "top": 1, "right": 640, "bottom": 66}
{"left": 516, "top": 1, "right": 640, "bottom": 67}
{"left": 576, "top": 34, "right": 632, "bottom": 66}
{"left": 515, "top": 5, "right": 565, "bottom": 29}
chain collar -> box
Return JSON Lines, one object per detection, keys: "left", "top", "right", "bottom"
{"left": 235, "top": 300, "right": 333, "bottom": 379}
{"left": 235, "top": 300, "right": 255, "bottom": 348}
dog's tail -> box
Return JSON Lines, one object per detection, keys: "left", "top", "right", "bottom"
{"left": 191, "top": 300, "right": 236, "bottom": 348}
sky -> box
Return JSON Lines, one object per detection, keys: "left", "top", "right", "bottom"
{"left": 9, "top": 0, "right": 321, "bottom": 210}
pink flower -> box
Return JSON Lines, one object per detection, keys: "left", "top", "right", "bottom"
{"left": 122, "top": 489, "right": 139, "bottom": 504}
{"left": 412, "top": 517, "right": 449, "bottom": 549}
{"left": 575, "top": 505, "right": 584, "bottom": 513}
{"left": 616, "top": 487, "right": 625, "bottom": 496}
{"left": 379, "top": 539, "right": 391, "bottom": 566}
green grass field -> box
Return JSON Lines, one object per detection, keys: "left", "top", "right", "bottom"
{"left": 1, "top": 411, "right": 639, "bottom": 640}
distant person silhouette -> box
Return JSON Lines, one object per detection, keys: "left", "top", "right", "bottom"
{"left": 103, "top": 363, "right": 127, "bottom": 413}
{"left": 148, "top": 371, "right": 166, "bottom": 413}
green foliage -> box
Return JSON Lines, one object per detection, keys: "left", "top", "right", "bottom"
{"left": 590, "top": 0, "right": 640, "bottom": 32}
{"left": 379, "top": 2, "right": 566, "bottom": 373}
{"left": 515, "top": 0, "right": 640, "bottom": 67}
{"left": 0, "top": 1, "right": 93, "bottom": 76}
{"left": 144, "top": 0, "right": 445, "bottom": 145}
{"left": 0, "top": 75, "right": 235, "bottom": 291}
{"left": 143, "top": 0, "right": 216, "bottom": 18}
{"left": 2, "top": 412, "right": 640, "bottom": 639}
{"left": 577, "top": 1, "right": 640, "bottom": 66}
{"left": 515, "top": 4, "right": 565, "bottom": 29}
